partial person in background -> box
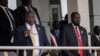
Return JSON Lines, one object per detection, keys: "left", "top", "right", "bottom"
{"left": 50, "top": 21, "right": 60, "bottom": 56}
{"left": 0, "top": 0, "right": 16, "bottom": 56}
{"left": 91, "top": 26, "right": 100, "bottom": 56}
{"left": 14, "top": 11, "right": 49, "bottom": 56}
{"left": 59, "top": 14, "right": 68, "bottom": 46}
{"left": 51, "top": 21, "right": 60, "bottom": 45}
{"left": 59, "top": 12, "right": 90, "bottom": 56}
{"left": 59, "top": 14, "right": 68, "bottom": 29}
{"left": 15, "top": 0, "right": 41, "bottom": 27}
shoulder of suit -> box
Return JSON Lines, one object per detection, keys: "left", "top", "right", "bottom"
{"left": 31, "top": 6, "right": 37, "bottom": 11}
{"left": 65, "top": 23, "right": 71, "bottom": 27}
{"left": 15, "top": 6, "right": 24, "bottom": 11}
{"left": 31, "top": 6, "right": 37, "bottom": 9}
{"left": 35, "top": 24, "right": 44, "bottom": 28}
{"left": 8, "top": 8, "right": 14, "bottom": 12}
{"left": 79, "top": 26, "right": 86, "bottom": 30}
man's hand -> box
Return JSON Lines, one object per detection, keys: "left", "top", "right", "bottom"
{"left": 50, "top": 50, "right": 58, "bottom": 56}
{"left": 41, "top": 50, "right": 49, "bottom": 56}
{"left": 24, "top": 30, "right": 30, "bottom": 37}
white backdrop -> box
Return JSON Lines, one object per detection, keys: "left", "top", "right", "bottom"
{"left": 60, "top": 0, "right": 68, "bottom": 20}
{"left": 8, "top": 0, "right": 17, "bottom": 10}
{"left": 94, "top": 16, "right": 100, "bottom": 26}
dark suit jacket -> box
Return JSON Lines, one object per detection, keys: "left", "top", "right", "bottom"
{"left": 14, "top": 24, "right": 50, "bottom": 56}
{"left": 50, "top": 29, "right": 59, "bottom": 45}
{"left": 0, "top": 7, "right": 15, "bottom": 46}
{"left": 14, "top": 6, "right": 41, "bottom": 27}
{"left": 91, "top": 34, "right": 100, "bottom": 46}
{"left": 59, "top": 23, "right": 89, "bottom": 56}
{"left": 91, "top": 35, "right": 100, "bottom": 53}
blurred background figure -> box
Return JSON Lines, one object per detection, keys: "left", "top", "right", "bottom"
{"left": 50, "top": 21, "right": 60, "bottom": 56}
{"left": 60, "top": 14, "right": 68, "bottom": 29}
{"left": 51, "top": 21, "right": 60, "bottom": 45}
{"left": 0, "top": 0, "right": 16, "bottom": 56}
{"left": 15, "top": 0, "right": 41, "bottom": 27}
{"left": 91, "top": 26, "right": 100, "bottom": 56}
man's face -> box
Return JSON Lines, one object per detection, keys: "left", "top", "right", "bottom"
{"left": 1, "top": 0, "right": 8, "bottom": 7}
{"left": 55, "top": 22, "right": 60, "bottom": 29}
{"left": 72, "top": 14, "right": 80, "bottom": 26}
{"left": 26, "top": 12, "right": 35, "bottom": 26}
{"left": 95, "top": 27, "right": 100, "bottom": 35}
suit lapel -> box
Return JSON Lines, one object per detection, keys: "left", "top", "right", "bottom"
{"left": 0, "top": 7, "right": 7, "bottom": 16}
{"left": 0, "top": 7, "right": 11, "bottom": 24}
{"left": 78, "top": 26, "right": 85, "bottom": 46}
{"left": 22, "top": 6, "right": 27, "bottom": 13}
{"left": 35, "top": 24, "right": 40, "bottom": 33}
{"left": 69, "top": 24, "right": 78, "bottom": 45}
{"left": 35, "top": 24, "right": 42, "bottom": 46}
{"left": 70, "top": 24, "right": 77, "bottom": 38}
{"left": 94, "top": 35, "right": 100, "bottom": 43}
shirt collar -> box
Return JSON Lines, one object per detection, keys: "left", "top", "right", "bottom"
{"left": 72, "top": 23, "right": 78, "bottom": 29}
{"left": 26, "top": 23, "right": 35, "bottom": 29}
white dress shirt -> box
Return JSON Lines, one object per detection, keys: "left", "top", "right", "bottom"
{"left": 26, "top": 23, "right": 40, "bottom": 56}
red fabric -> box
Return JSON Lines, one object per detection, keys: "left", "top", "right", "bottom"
{"left": 50, "top": 33, "right": 57, "bottom": 46}
{"left": 75, "top": 27, "right": 83, "bottom": 56}
{"left": 51, "top": 36, "right": 56, "bottom": 46}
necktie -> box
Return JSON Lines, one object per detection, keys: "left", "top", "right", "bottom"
{"left": 30, "top": 26, "right": 36, "bottom": 56}
{"left": 75, "top": 27, "right": 83, "bottom": 56}
{"left": 50, "top": 33, "right": 57, "bottom": 46}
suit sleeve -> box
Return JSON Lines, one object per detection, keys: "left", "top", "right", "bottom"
{"left": 14, "top": 28, "right": 26, "bottom": 46}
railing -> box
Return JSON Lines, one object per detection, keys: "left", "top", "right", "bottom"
{"left": 0, "top": 46, "right": 100, "bottom": 56}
